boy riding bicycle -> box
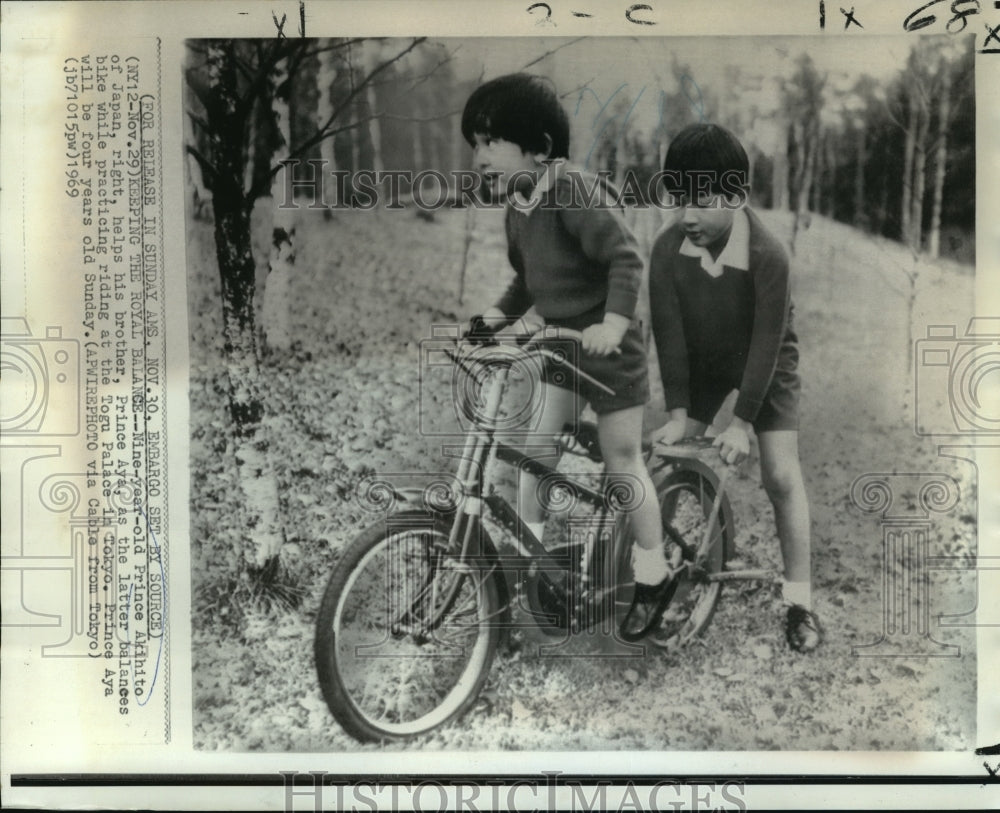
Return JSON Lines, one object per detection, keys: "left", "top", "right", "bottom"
{"left": 648, "top": 123, "right": 822, "bottom": 653}
{"left": 460, "top": 73, "right": 675, "bottom": 642}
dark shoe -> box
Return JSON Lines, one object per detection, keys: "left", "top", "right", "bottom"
{"left": 620, "top": 574, "right": 680, "bottom": 642}
{"left": 785, "top": 604, "right": 823, "bottom": 652}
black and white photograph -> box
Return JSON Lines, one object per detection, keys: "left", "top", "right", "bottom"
{"left": 184, "top": 34, "right": 980, "bottom": 751}
{"left": 2, "top": 1, "right": 999, "bottom": 809}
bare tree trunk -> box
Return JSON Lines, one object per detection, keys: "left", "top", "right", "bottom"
{"left": 772, "top": 121, "right": 790, "bottom": 211}
{"left": 317, "top": 39, "right": 340, "bottom": 206}
{"left": 823, "top": 133, "right": 836, "bottom": 217}
{"left": 791, "top": 118, "right": 817, "bottom": 252}
{"left": 344, "top": 46, "right": 361, "bottom": 177}
{"left": 412, "top": 119, "right": 424, "bottom": 170}
{"left": 349, "top": 103, "right": 362, "bottom": 173}
{"left": 244, "top": 105, "right": 257, "bottom": 196}
{"left": 853, "top": 126, "right": 867, "bottom": 228}
{"left": 203, "top": 42, "right": 286, "bottom": 573}
{"left": 809, "top": 129, "right": 823, "bottom": 214}
{"left": 184, "top": 110, "right": 212, "bottom": 220}
{"left": 909, "top": 96, "right": 930, "bottom": 254}
{"left": 451, "top": 112, "right": 463, "bottom": 173}
{"left": 874, "top": 173, "right": 889, "bottom": 235}
{"left": 927, "top": 69, "right": 951, "bottom": 258}
{"left": 364, "top": 43, "right": 385, "bottom": 173}
{"left": 261, "top": 55, "right": 295, "bottom": 354}
{"left": 457, "top": 204, "right": 476, "bottom": 306}
{"left": 430, "top": 122, "right": 445, "bottom": 176}
{"left": 799, "top": 120, "right": 818, "bottom": 216}
{"left": 904, "top": 256, "right": 920, "bottom": 375}
{"left": 901, "top": 91, "right": 916, "bottom": 244}
{"left": 363, "top": 40, "right": 385, "bottom": 206}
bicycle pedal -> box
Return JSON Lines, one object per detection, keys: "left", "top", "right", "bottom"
{"left": 557, "top": 421, "right": 603, "bottom": 462}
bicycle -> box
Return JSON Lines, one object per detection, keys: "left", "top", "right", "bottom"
{"left": 314, "top": 327, "right": 774, "bottom": 743}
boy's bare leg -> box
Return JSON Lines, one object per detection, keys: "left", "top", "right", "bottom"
{"left": 514, "top": 383, "right": 579, "bottom": 534}
{"left": 615, "top": 405, "right": 685, "bottom": 641}
{"left": 757, "top": 430, "right": 811, "bottom": 596}
{"left": 597, "top": 406, "right": 662, "bottom": 553}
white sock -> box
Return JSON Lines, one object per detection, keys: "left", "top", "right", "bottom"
{"left": 526, "top": 521, "right": 545, "bottom": 544}
{"left": 782, "top": 580, "right": 812, "bottom": 610}
{"left": 632, "top": 544, "right": 669, "bottom": 585}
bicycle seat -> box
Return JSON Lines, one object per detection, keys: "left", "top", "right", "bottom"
{"left": 651, "top": 436, "right": 717, "bottom": 459}
{"left": 559, "top": 422, "right": 710, "bottom": 462}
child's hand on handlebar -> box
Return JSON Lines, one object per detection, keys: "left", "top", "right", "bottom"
{"left": 581, "top": 313, "right": 628, "bottom": 356}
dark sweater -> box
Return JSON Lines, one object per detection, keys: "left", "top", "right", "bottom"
{"left": 648, "top": 209, "right": 794, "bottom": 423}
{"left": 495, "top": 172, "right": 643, "bottom": 324}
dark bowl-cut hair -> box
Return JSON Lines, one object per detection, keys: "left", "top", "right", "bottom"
{"left": 461, "top": 73, "right": 570, "bottom": 159}
{"left": 662, "top": 123, "right": 750, "bottom": 196}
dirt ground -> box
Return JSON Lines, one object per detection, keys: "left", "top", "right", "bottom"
{"left": 187, "top": 201, "right": 977, "bottom": 752}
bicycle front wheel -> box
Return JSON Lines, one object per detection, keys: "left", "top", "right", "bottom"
{"left": 314, "top": 513, "right": 500, "bottom": 742}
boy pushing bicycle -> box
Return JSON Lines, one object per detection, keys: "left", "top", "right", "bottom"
{"left": 649, "top": 123, "right": 822, "bottom": 653}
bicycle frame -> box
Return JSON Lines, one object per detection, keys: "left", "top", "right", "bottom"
{"left": 411, "top": 335, "right": 779, "bottom": 639}
{"left": 416, "top": 339, "right": 622, "bottom": 633}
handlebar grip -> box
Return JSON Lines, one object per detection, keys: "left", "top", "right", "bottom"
{"left": 462, "top": 314, "right": 501, "bottom": 346}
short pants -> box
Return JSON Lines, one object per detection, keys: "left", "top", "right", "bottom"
{"left": 688, "top": 331, "right": 800, "bottom": 432}
{"left": 542, "top": 304, "right": 650, "bottom": 415}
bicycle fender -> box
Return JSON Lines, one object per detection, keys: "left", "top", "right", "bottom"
{"left": 651, "top": 458, "right": 736, "bottom": 561}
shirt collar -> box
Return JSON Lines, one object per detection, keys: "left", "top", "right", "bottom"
{"left": 511, "top": 159, "right": 567, "bottom": 214}
{"left": 678, "top": 208, "right": 750, "bottom": 276}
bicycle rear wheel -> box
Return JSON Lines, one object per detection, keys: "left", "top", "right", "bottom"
{"left": 314, "top": 513, "right": 501, "bottom": 742}
{"left": 608, "top": 466, "right": 734, "bottom": 649}
{"left": 649, "top": 466, "right": 733, "bottom": 648}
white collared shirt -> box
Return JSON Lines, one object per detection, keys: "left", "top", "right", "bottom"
{"left": 678, "top": 208, "right": 750, "bottom": 278}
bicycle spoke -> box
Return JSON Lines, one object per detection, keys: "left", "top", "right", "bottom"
{"left": 642, "top": 470, "right": 730, "bottom": 649}
{"left": 317, "top": 519, "right": 499, "bottom": 739}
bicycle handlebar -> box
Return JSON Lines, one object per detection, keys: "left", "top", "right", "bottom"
{"left": 521, "top": 325, "right": 580, "bottom": 350}
{"left": 477, "top": 327, "right": 616, "bottom": 396}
